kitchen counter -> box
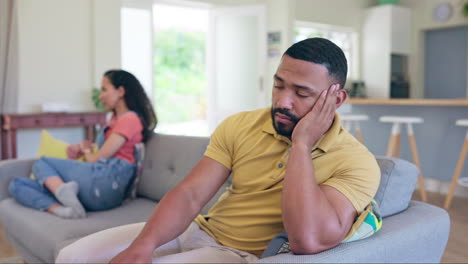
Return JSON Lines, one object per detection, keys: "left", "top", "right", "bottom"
{"left": 346, "top": 98, "right": 468, "bottom": 106}
{"left": 340, "top": 100, "right": 468, "bottom": 184}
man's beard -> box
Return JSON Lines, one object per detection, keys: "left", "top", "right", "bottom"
{"left": 271, "top": 108, "right": 300, "bottom": 137}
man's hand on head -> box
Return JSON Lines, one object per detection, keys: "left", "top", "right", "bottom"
{"left": 291, "top": 84, "right": 340, "bottom": 152}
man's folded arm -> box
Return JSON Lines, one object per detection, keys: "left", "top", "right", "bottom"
{"left": 282, "top": 145, "right": 357, "bottom": 255}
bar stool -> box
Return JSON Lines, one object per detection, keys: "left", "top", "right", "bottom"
{"left": 379, "top": 116, "right": 427, "bottom": 202}
{"left": 341, "top": 114, "right": 369, "bottom": 143}
{"left": 444, "top": 119, "right": 468, "bottom": 209}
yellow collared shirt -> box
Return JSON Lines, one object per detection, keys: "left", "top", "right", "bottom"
{"left": 195, "top": 107, "right": 380, "bottom": 256}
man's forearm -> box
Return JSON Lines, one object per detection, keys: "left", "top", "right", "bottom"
{"left": 130, "top": 156, "right": 229, "bottom": 254}
{"left": 109, "top": 157, "right": 230, "bottom": 263}
{"left": 282, "top": 145, "right": 346, "bottom": 254}
{"left": 130, "top": 185, "right": 202, "bottom": 253}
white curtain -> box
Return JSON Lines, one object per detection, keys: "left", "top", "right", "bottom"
{"left": 0, "top": 0, "right": 18, "bottom": 113}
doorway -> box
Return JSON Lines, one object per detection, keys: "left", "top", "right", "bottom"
{"left": 208, "top": 5, "right": 267, "bottom": 132}
{"left": 424, "top": 26, "right": 468, "bottom": 99}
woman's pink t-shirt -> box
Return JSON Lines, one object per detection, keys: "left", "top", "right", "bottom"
{"left": 105, "top": 112, "right": 143, "bottom": 164}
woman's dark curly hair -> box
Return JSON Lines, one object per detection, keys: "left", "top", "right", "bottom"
{"left": 104, "top": 69, "right": 157, "bottom": 142}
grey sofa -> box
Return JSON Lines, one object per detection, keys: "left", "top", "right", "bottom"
{"left": 0, "top": 133, "right": 450, "bottom": 263}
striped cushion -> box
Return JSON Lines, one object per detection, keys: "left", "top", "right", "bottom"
{"left": 262, "top": 200, "right": 383, "bottom": 257}
{"left": 125, "top": 143, "right": 145, "bottom": 200}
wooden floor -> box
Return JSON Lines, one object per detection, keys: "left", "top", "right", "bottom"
{"left": 0, "top": 224, "right": 17, "bottom": 259}
{"left": 0, "top": 192, "right": 467, "bottom": 263}
{"left": 416, "top": 192, "right": 468, "bottom": 263}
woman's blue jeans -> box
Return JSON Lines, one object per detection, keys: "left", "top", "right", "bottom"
{"left": 9, "top": 156, "right": 135, "bottom": 211}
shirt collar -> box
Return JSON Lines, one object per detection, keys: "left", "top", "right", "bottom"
{"left": 262, "top": 109, "right": 342, "bottom": 153}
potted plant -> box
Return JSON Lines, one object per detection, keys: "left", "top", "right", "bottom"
{"left": 92, "top": 88, "right": 105, "bottom": 111}
{"left": 464, "top": 1, "right": 468, "bottom": 17}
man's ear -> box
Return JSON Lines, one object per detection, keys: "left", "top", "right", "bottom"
{"left": 335, "top": 88, "right": 348, "bottom": 108}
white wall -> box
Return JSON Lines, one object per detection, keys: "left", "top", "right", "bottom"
{"left": 16, "top": 0, "right": 121, "bottom": 113}
{"left": 263, "top": 0, "right": 295, "bottom": 104}
{"left": 400, "top": 0, "right": 467, "bottom": 98}
{"left": 17, "top": 0, "right": 93, "bottom": 112}
{"left": 295, "top": 0, "right": 372, "bottom": 30}
{"left": 93, "top": 0, "right": 122, "bottom": 87}
{"left": 14, "top": 0, "right": 121, "bottom": 158}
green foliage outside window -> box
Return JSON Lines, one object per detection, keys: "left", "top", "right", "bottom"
{"left": 464, "top": 2, "right": 468, "bottom": 17}
{"left": 154, "top": 29, "right": 207, "bottom": 124}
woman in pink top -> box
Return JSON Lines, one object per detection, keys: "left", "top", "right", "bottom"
{"left": 9, "top": 70, "right": 157, "bottom": 218}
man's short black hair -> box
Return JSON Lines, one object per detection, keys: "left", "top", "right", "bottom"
{"left": 284, "top": 38, "right": 348, "bottom": 89}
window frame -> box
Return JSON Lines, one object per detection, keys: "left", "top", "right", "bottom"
{"left": 294, "top": 20, "right": 360, "bottom": 82}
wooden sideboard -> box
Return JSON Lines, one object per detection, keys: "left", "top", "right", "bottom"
{"left": 1, "top": 112, "right": 107, "bottom": 160}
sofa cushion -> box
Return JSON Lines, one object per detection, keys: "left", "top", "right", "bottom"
{"left": 138, "top": 134, "right": 210, "bottom": 201}
{"left": 31, "top": 130, "right": 69, "bottom": 179}
{"left": 374, "top": 156, "right": 418, "bottom": 217}
{"left": 36, "top": 130, "right": 69, "bottom": 160}
{"left": 0, "top": 198, "right": 156, "bottom": 263}
{"left": 257, "top": 201, "right": 449, "bottom": 263}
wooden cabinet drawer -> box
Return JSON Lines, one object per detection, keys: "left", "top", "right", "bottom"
{"left": 81, "top": 114, "right": 102, "bottom": 124}
{"left": 10, "top": 117, "right": 37, "bottom": 127}
{"left": 62, "top": 115, "right": 83, "bottom": 125}
{"left": 3, "top": 113, "right": 106, "bottom": 129}
{"left": 10, "top": 116, "right": 58, "bottom": 128}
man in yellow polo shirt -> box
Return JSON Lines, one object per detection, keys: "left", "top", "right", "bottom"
{"left": 56, "top": 38, "right": 380, "bottom": 263}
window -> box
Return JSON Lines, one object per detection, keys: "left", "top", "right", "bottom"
{"left": 121, "top": 2, "right": 265, "bottom": 137}
{"left": 294, "top": 21, "right": 359, "bottom": 81}
{"left": 152, "top": 3, "right": 210, "bottom": 137}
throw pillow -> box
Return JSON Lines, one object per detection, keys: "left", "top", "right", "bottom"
{"left": 30, "top": 130, "right": 70, "bottom": 179}
{"left": 124, "top": 143, "right": 145, "bottom": 200}
{"left": 342, "top": 199, "right": 383, "bottom": 242}
{"left": 261, "top": 200, "right": 383, "bottom": 258}
{"left": 374, "top": 156, "right": 418, "bottom": 217}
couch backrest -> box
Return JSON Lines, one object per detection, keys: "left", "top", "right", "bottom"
{"left": 374, "top": 156, "right": 418, "bottom": 217}
{"left": 138, "top": 134, "right": 419, "bottom": 217}
{"left": 138, "top": 133, "right": 229, "bottom": 214}
{"left": 138, "top": 133, "right": 209, "bottom": 201}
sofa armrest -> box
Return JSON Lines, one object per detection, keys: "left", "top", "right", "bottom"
{"left": 257, "top": 201, "right": 450, "bottom": 263}
{"left": 0, "top": 158, "right": 35, "bottom": 201}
